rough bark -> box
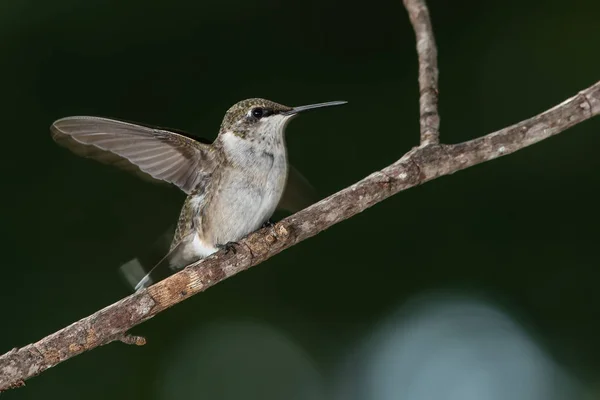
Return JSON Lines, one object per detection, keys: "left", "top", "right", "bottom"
{"left": 403, "top": 0, "right": 440, "bottom": 145}
{"left": 1, "top": 0, "right": 599, "bottom": 392}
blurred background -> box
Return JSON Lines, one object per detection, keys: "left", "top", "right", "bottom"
{"left": 1, "top": 0, "right": 600, "bottom": 398}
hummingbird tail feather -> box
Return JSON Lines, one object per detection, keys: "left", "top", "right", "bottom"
{"left": 118, "top": 225, "right": 178, "bottom": 291}
{"left": 133, "top": 252, "right": 173, "bottom": 291}
{"left": 120, "top": 257, "right": 150, "bottom": 290}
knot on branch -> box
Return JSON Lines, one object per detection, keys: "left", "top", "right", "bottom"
{"left": 243, "top": 222, "right": 294, "bottom": 262}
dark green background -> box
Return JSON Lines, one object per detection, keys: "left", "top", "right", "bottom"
{"left": 1, "top": 0, "right": 600, "bottom": 398}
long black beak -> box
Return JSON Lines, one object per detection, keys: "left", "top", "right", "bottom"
{"left": 282, "top": 100, "right": 347, "bottom": 116}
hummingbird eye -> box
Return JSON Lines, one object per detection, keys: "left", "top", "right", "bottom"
{"left": 251, "top": 107, "right": 264, "bottom": 119}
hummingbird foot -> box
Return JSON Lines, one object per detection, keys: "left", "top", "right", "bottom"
{"left": 261, "top": 219, "right": 275, "bottom": 229}
{"left": 217, "top": 241, "right": 240, "bottom": 255}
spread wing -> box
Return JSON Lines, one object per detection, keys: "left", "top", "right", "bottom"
{"left": 50, "top": 116, "right": 216, "bottom": 194}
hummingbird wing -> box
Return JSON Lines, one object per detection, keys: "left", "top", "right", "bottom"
{"left": 50, "top": 116, "right": 216, "bottom": 194}
{"left": 277, "top": 164, "right": 319, "bottom": 213}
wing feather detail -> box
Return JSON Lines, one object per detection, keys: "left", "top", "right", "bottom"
{"left": 50, "top": 116, "right": 216, "bottom": 194}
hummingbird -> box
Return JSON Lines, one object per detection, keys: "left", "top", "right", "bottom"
{"left": 50, "top": 98, "right": 347, "bottom": 290}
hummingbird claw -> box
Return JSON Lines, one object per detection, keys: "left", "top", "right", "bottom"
{"left": 261, "top": 219, "right": 275, "bottom": 229}
{"left": 217, "top": 241, "right": 239, "bottom": 255}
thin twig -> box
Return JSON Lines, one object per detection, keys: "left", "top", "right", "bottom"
{"left": 403, "top": 0, "right": 440, "bottom": 145}
{"left": 115, "top": 334, "right": 146, "bottom": 346}
{"left": 1, "top": 0, "right": 600, "bottom": 392}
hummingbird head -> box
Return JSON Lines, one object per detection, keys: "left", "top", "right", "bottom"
{"left": 218, "top": 98, "right": 347, "bottom": 143}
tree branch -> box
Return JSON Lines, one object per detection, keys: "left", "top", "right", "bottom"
{"left": 2, "top": 0, "right": 600, "bottom": 392}
{"left": 403, "top": 0, "right": 440, "bottom": 145}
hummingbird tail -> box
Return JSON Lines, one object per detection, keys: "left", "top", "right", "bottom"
{"left": 120, "top": 257, "right": 150, "bottom": 290}
{"left": 134, "top": 250, "right": 178, "bottom": 291}
{"left": 120, "top": 245, "right": 183, "bottom": 292}
{"left": 118, "top": 225, "right": 177, "bottom": 291}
